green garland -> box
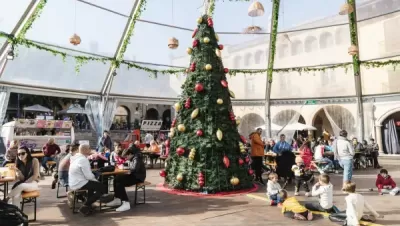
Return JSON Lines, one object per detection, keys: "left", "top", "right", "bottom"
{"left": 208, "top": 0, "right": 216, "bottom": 16}
{"left": 17, "top": 0, "right": 47, "bottom": 40}
{"left": 347, "top": 0, "right": 361, "bottom": 75}
{"left": 266, "top": 0, "right": 280, "bottom": 82}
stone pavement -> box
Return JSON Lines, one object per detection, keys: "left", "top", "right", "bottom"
{"left": 22, "top": 158, "right": 400, "bottom": 226}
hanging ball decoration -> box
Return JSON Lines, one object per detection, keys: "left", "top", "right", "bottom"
{"left": 196, "top": 129, "right": 203, "bottom": 137}
{"left": 203, "top": 37, "right": 210, "bottom": 44}
{"left": 239, "top": 143, "right": 246, "bottom": 153}
{"left": 248, "top": 169, "right": 254, "bottom": 175}
{"left": 215, "top": 49, "right": 222, "bottom": 58}
{"left": 348, "top": 45, "right": 359, "bottom": 56}
{"left": 245, "top": 156, "right": 250, "bottom": 163}
{"left": 205, "top": 64, "right": 212, "bottom": 71}
{"left": 339, "top": 3, "right": 354, "bottom": 15}
{"left": 221, "top": 80, "right": 228, "bottom": 88}
{"left": 192, "top": 28, "right": 198, "bottom": 38}
{"left": 195, "top": 83, "right": 204, "bottom": 92}
{"left": 230, "top": 177, "right": 240, "bottom": 186}
{"left": 171, "top": 118, "right": 177, "bottom": 127}
{"left": 223, "top": 68, "right": 229, "bottom": 74}
{"left": 236, "top": 119, "right": 241, "bottom": 126}
{"left": 177, "top": 124, "right": 186, "bottom": 132}
{"left": 190, "top": 62, "right": 196, "bottom": 72}
{"left": 191, "top": 108, "right": 199, "bottom": 119}
{"left": 216, "top": 129, "right": 223, "bottom": 141}
{"left": 197, "top": 17, "right": 203, "bottom": 24}
{"left": 229, "top": 112, "right": 236, "bottom": 121}
{"left": 159, "top": 170, "right": 167, "bottom": 177}
{"left": 238, "top": 158, "right": 244, "bottom": 165}
{"left": 215, "top": 33, "right": 219, "bottom": 41}
{"left": 217, "top": 98, "right": 223, "bottom": 105}
{"left": 176, "top": 173, "right": 184, "bottom": 181}
{"left": 168, "top": 37, "right": 179, "bottom": 49}
{"left": 69, "top": 33, "right": 81, "bottom": 46}
{"left": 248, "top": 1, "right": 265, "bottom": 17}
{"left": 189, "top": 148, "right": 196, "bottom": 160}
{"left": 223, "top": 155, "right": 230, "bottom": 168}
{"left": 176, "top": 147, "right": 185, "bottom": 156}
{"left": 174, "top": 103, "right": 182, "bottom": 112}
{"left": 218, "top": 44, "right": 224, "bottom": 50}
{"left": 207, "top": 17, "right": 214, "bottom": 27}
{"left": 229, "top": 90, "right": 236, "bottom": 98}
{"left": 169, "top": 128, "right": 176, "bottom": 137}
{"left": 187, "top": 47, "right": 193, "bottom": 55}
{"left": 198, "top": 172, "right": 205, "bottom": 187}
{"left": 192, "top": 39, "right": 199, "bottom": 48}
{"left": 185, "top": 98, "right": 191, "bottom": 109}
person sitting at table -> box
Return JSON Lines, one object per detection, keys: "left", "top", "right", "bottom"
{"left": 2, "top": 140, "right": 19, "bottom": 166}
{"left": 106, "top": 144, "right": 146, "bottom": 212}
{"left": 6, "top": 146, "right": 40, "bottom": 205}
{"left": 69, "top": 144, "right": 112, "bottom": 216}
{"left": 51, "top": 143, "right": 80, "bottom": 189}
{"left": 42, "top": 138, "right": 61, "bottom": 174}
{"left": 148, "top": 140, "right": 160, "bottom": 168}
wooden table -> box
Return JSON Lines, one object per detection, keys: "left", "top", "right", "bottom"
{"left": 0, "top": 167, "right": 16, "bottom": 199}
{"left": 31, "top": 152, "right": 45, "bottom": 158}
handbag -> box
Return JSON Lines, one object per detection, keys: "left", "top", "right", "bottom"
{"left": 0, "top": 201, "right": 28, "bottom": 226}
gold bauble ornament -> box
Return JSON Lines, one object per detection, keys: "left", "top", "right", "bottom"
{"left": 187, "top": 47, "right": 193, "bottom": 55}
{"left": 236, "top": 119, "right": 241, "bottom": 125}
{"left": 215, "top": 33, "right": 219, "bottom": 41}
{"left": 176, "top": 173, "right": 183, "bottom": 181}
{"left": 216, "top": 129, "right": 223, "bottom": 141}
{"left": 205, "top": 64, "right": 212, "bottom": 71}
{"left": 169, "top": 128, "right": 175, "bottom": 137}
{"left": 174, "top": 103, "right": 182, "bottom": 112}
{"left": 230, "top": 177, "right": 240, "bottom": 186}
{"left": 191, "top": 108, "right": 199, "bottom": 119}
{"left": 215, "top": 49, "right": 222, "bottom": 58}
{"left": 189, "top": 148, "right": 196, "bottom": 160}
{"left": 217, "top": 98, "right": 223, "bottom": 104}
{"left": 69, "top": 33, "right": 81, "bottom": 46}
{"left": 203, "top": 37, "right": 210, "bottom": 43}
{"left": 197, "top": 17, "right": 203, "bottom": 24}
{"left": 168, "top": 37, "right": 179, "bottom": 49}
{"left": 177, "top": 124, "right": 186, "bottom": 132}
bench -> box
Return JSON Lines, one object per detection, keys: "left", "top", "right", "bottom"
{"left": 69, "top": 189, "right": 88, "bottom": 214}
{"left": 21, "top": 191, "right": 40, "bottom": 222}
{"left": 135, "top": 181, "right": 151, "bottom": 205}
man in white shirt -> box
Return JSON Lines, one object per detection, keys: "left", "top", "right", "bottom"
{"left": 69, "top": 144, "right": 112, "bottom": 216}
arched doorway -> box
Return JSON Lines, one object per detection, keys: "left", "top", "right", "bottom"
{"left": 312, "top": 106, "right": 356, "bottom": 139}
{"left": 238, "top": 113, "right": 264, "bottom": 138}
{"left": 113, "top": 105, "right": 130, "bottom": 130}
{"left": 272, "top": 109, "right": 306, "bottom": 139}
{"left": 161, "top": 109, "right": 171, "bottom": 130}
{"left": 145, "top": 108, "right": 159, "bottom": 120}
{"left": 380, "top": 111, "right": 400, "bottom": 154}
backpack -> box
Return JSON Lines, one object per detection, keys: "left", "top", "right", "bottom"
{"left": 0, "top": 201, "right": 28, "bottom": 226}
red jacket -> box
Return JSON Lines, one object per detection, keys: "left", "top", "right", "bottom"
{"left": 42, "top": 143, "right": 61, "bottom": 157}
{"left": 376, "top": 174, "right": 396, "bottom": 190}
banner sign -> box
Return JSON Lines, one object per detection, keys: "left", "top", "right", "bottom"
{"left": 16, "top": 137, "right": 71, "bottom": 150}
{"left": 14, "top": 119, "right": 72, "bottom": 129}
{"left": 140, "top": 120, "right": 163, "bottom": 131}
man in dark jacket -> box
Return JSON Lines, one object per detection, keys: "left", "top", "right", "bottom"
{"left": 99, "top": 130, "right": 112, "bottom": 152}
{"left": 104, "top": 145, "right": 146, "bottom": 212}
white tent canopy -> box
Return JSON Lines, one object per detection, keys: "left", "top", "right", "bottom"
{"left": 281, "top": 122, "right": 317, "bottom": 131}
{"left": 23, "top": 104, "right": 52, "bottom": 112}
{"left": 57, "top": 105, "right": 87, "bottom": 114}
{"left": 255, "top": 123, "right": 283, "bottom": 131}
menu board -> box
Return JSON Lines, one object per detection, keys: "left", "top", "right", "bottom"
{"left": 14, "top": 119, "right": 73, "bottom": 129}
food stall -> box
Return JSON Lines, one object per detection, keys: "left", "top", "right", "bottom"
{"left": 1, "top": 119, "right": 74, "bottom": 151}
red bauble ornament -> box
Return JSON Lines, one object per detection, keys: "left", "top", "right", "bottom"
{"left": 238, "top": 158, "right": 244, "bottom": 165}
{"left": 199, "top": 181, "right": 205, "bottom": 186}
{"left": 192, "top": 28, "right": 198, "bottom": 38}
{"left": 196, "top": 129, "right": 203, "bottom": 136}
{"left": 185, "top": 98, "right": 191, "bottom": 109}
{"left": 218, "top": 44, "right": 224, "bottom": 50}
{"left": 195, "top": 83, "right": 204, "bottom": 92}
{"left": 240, "top": 135, "right": 247, "bottom": 144}
{"left": 248, "top": 169, "right": 254, "bottom": 175}
{"left": 171, "top": 118, "right": 177, "bottom": 127}
{"left": 176, "top": 147, "right": 185, "bottom": 156}
{"left": 199, "top": 172, "right": 204, "bottom": 178}
{"left": 159, "top": 170, "right": 167, "bottom": 177}
{"left": 224, "top": 68, "right": 229, "bottom": 74}
{"left": 193, "top": 39, "right": 199, "bottom": 48}
{"left": 223, "top": 155, "right": 230, "bottom": 168}
{"left": 207, "top": 18, "right": 214, "bottom": 27}
{"left": 221, "top": 80, "right": 228, "bottom": 88}
{"left": 165, "top": 139, "right": 170, "bottom": 148}
{"left": 229, "top": 112, "right": 235, "bottom": 121}
{"left": 245, "top": 156, "right": 250, "bottom": 163}
{"left": 190, "top": 62, "right": 196, "bottom": 72}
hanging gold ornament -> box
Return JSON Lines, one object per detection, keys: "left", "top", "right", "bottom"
{"left": 229, "top": 90, "right": 236, "bottom": 98}
{"left": 215, "top": 49, "right": 222, "bottom": 58}
{"left": 177, "top": 124, "right": 186, "bottom": 132}
{"left": 174, "top": 102, "right": 182, "bottom": 112}
{"left": 176, "top": 173, "right": 183, "bottom": 181}
{"left": 348, "top": 45, "right": 359, "bottom": 56}
{"left": 339, "top": 3, "right": 354, "bottom": 15}
{"left": 236, "top": 119, "right": 241, "bottom": 126}
{"left": 215, "top": 33, "right": 219, "bottom": 41}
{"left": 189, "top": 148, "right": 196, "bottom": 160}
{"left": 205, "top": 64, "right": 212, "bottom": 71}
{"left": 69, "top": 33, "right": 81, "bottom": 46}
{"left": 230, "top": 177, "right": 240, "bottom": 185}
{"left": 169, "top": 128, "right": 175, "bottom": 137}
{"left": 168, "top": 37, "right": 179, "bottom": 49}
{"left": 248, "top": 1, "right": 265, "bottom": 17}
{"left": 191, "top": 108, "right": 199, "bottom": 119}
{"left": 187, "top": 47, "right": 193, "bottom": 55}
{"left": 216, "top": 129, "right": 223, "bottom": 141}
{"left": 203, "top": 37, "right": 210, "bottom": 44}
{"left": 217, "top": 98, "right": 223, "bottom": 104}
{"left": 197, "top": 17, "right": 203, "bottom": 24}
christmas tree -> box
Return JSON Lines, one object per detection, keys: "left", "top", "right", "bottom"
{"left": 161, "top": 14, "right": 254, "bottom": 193}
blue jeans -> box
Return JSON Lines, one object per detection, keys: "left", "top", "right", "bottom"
{"left": 315, "top": 158, "right": 333, "bottom": 172}
{"left": 58, "top": 171, "right": 69, "bottom": 186}
{"left": 42, "top": 156, "right": 55, "bottom": 171}
{"left": 339, "top": 159, "right": 353, "bottom": 182}
{"left": 269, "top": 194, "right": 283, "bottom": 204}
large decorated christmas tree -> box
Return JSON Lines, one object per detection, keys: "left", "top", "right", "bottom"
{"left": 161, "top": 14, "right": 254, "bottom": 193}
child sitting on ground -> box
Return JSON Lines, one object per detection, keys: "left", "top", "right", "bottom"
{"left": 376, "top": 169, "right": 399, "bottom": 196}
{"left": 329, "top": 182, "right": 383, "bottom": 226}
{"left": 266, "top": 173, "right": 283, "bottom": 206}
{"left": 305, "top": 174, "right": 334, "bottom": 213}
{"left": 292, "top": 157, "right": 312, "bottom": 196}
{"left": 280, "top": 189, "right": 313, "bottom": 221}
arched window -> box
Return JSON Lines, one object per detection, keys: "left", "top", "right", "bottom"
{"left": 304, "top": 36, "right": 318, "bottom": 53}
{"left": 244, "top": 53, "right": 252, "bottom": 66}
{"left": 278, "top": 44, "right": 289, "bottom": 58}
{"left": 335, "top": 27, "right": 349, "bottom": 45}
{"left": 233, "top": 56, "right": 242, "bottom": 68}
{"left": 113, "top": 106, "right": 130, "bottom": 130}
{"left": 291, "top": 40, "right": 303, "bottom": 56}
{"left": 254, "top": 50, "right": 263, "bottom": 64}
{"left": 320, "top": 32, "right": 334, "bottom": 49}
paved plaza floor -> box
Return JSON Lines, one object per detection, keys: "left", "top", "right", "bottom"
{"left": 23, "top": 158, "right": 400, "bottom": 226}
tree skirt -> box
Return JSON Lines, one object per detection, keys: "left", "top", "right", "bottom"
{"left": 156, "top": 183, "right": 258, "bottom": 197}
